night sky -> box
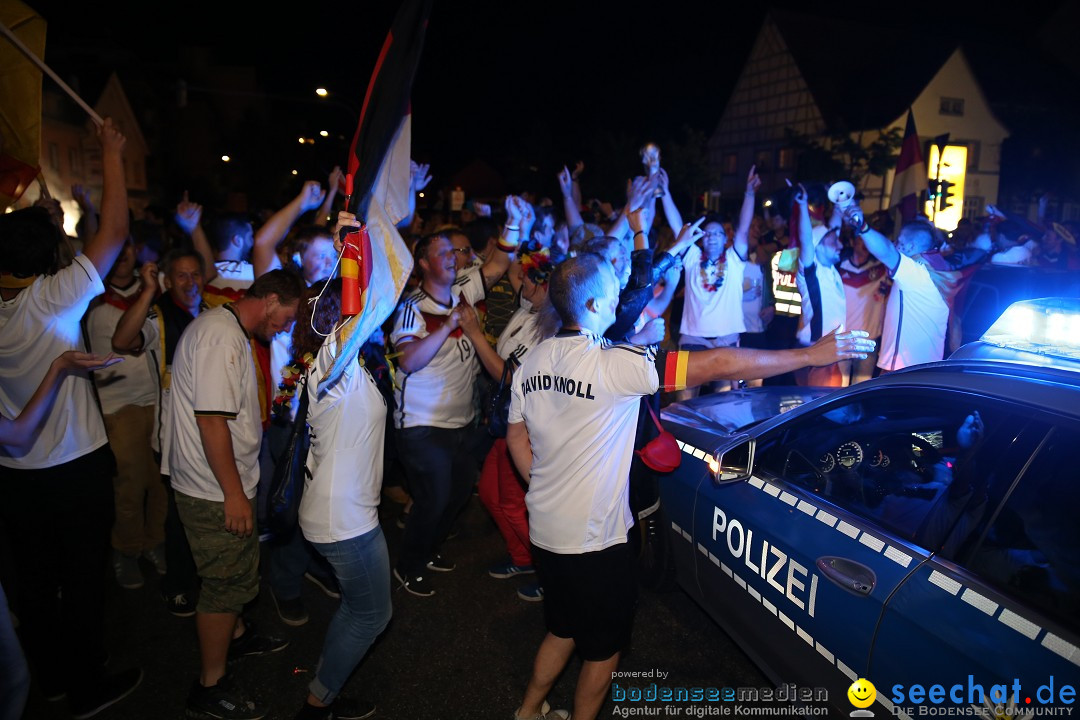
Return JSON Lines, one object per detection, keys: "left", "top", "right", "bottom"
{"left": 23, "top": 0, "right": 1079, "bottom": 206}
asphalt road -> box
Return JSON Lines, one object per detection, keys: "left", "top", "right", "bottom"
{"left": 18, "top": 495, "right": 768, "bottom": 720}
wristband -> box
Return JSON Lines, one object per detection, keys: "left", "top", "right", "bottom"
{"left": 859, "top": 222, "right": 870, "bottom": 235}
{"left": 634, "top": 230, "right": 645, "bottom": 237}
{"left": 496, "top": 236, "right": 519, "bottom": 253}
{"left": 504, "top": 224, "right": 520, "bottom": 231}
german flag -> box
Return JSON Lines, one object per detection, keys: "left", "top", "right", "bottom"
{"left": 889, "top": 110, "right": 927, "bottom": 223}
{"left": 323, "top": 0, "right": 430, "bottom": 391}
{"left": 656, "top": 350, "right": 690, "bottom": 392}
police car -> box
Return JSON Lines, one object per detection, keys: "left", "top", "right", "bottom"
{"left": 653, "top": 299, "right": 1080, "bottom": 717}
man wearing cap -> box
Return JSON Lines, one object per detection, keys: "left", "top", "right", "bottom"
{"left": 506, "top": 254, "right": 876, "bottom": 720}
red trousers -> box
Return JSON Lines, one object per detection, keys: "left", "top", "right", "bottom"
{"left": 478, "top": 438, "right": 532, "bottom": 567}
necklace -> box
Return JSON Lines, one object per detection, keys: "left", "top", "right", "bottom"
{"left": 699, "top": 256, "right": 725, "bottom": 292}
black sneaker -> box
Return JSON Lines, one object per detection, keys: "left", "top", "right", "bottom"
{"left": 186, "top": 674, "right": 266, "bottom": 719}
{"left": 425, "top": 554, "right": 455, "bottom": 572}
{"left": 227, "top": 621, "right": 289, "bottom": 660}
{"left": 304, "top": 571, "right": 341, "bottom": 599}
{"left": 393, "top": 567, "right": 435, "bottom": 597}
{"left": 68, "top": 668, "right": 143, "bottom": 720}
{"left": 272, "top": 591, "right": 309, "bottom": 627}
{"left": 164, "top": 591, "right": 198, "bottom": 618}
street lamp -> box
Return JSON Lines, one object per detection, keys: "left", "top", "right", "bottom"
{"left": 221, "top": 155, "right": 231, "bottom": 162}
{"left": 315, "top": 87, "right": 328, "bottom": 97}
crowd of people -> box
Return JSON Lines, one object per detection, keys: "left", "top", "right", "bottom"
{"left": 0, "top": 114, "right": 1071, "bottom": 720}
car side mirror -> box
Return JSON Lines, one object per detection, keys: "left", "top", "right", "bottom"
{"left": 711, "top": 434, "right": 754, "bottom": 484}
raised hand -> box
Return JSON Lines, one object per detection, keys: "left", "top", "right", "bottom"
{"left": 793, "top": 182, "right": 808, "bottom": 206}
{"left": 97, "top": 116, "right": 126, "bottom": 156}
{"left": 505, "top": 195, "right": 524, "bottom": 223}
{"left": 328, "top": 166, "right": 345, "bottom": 194}
{"left": 656, "top": 168, "right": 670, "bottom": 197}
{"left": 572, "top": 161, "right": 585, "bottom": 181}
{"left": 746, "top": 164, "right": 761, "bottom": 194}
{"left": 677, "top": 217, "right": 706, "bottom": 247}
{"left": 71, "top": 184, "right": 95, "bottom": 210}
{"left": 175, "top": 191, "right": 203, "bottom": 235}
{"left": 628, "top": 176, "right": 652, "bottom": 212}
{"left": 298, "top": 181, "right": 326, "bottom": 213}
{"left": 139, "top": 261, "right": 160, "bottom": 295}
{"left": 557, "top": 166, "right": 574, "bottom": 198}
{"left": 473, "top": 201, "right": 492, "bottom": 217}
{"left": 331, "top": 211, "right": 362, "bottom": 255}
{"left": 410, "top": 161, "right": 432, "bottom": 192}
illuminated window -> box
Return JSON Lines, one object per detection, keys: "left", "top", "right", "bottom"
{"left": 722, "top": 153, "right": 738, "bottom": 176}
{"left": 939, "top": 97, "right": 965, "bottom": 116}
{"left": 962, "top": 196, "right": 983, "bottom": 220}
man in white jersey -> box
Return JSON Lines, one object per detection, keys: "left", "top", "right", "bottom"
{"left": 389, "top": 212, "right": 517, "bottom": 597}
{"left": 167, "top": 270, "right": 304, "bottom": 719}
{"left": 838, "top": 233, "right": 889, "bottom": 384}
{"left": 0, "top": 119, "right": 145, "bottom": 717}
{"left": 838, "top": 206, "right": 949, "bottom": 371}
{"left": 793, "top": 185, "right": 847, "bottom": 387}
{"left": 506, "top": 255, "right": 875, "bottom": 720}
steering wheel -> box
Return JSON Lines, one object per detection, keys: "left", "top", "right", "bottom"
{"left": 874, "top": 433, "right": 942, "bottom": 475}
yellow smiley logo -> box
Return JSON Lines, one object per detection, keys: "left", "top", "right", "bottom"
{"left": 848, "top": 678, "right": 877, "bottom": 709}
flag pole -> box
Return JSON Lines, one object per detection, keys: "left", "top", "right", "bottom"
{"left": 0, "top": 20, "right": 103, "bottom": 126}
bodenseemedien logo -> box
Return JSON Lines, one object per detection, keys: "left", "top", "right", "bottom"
{"left": 848, "top": 678, "right": 877, "bottom": 717}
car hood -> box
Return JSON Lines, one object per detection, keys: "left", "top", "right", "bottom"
{"left": 661, "top": 387, "right": 833, "bottom": 436}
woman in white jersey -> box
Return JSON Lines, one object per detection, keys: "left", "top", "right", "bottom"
{"left": 288, "top": 278, "right": 391, "bottom": 720}
{"left": 460, "top": 249, "right": 554, "bottom": 602}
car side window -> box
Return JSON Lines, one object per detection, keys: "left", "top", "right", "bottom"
{"left": 961, "top": 424, "right": 1080, "bottom": 636}
{"left": 754, "top": 391, "right": 1011, "bottom": 547}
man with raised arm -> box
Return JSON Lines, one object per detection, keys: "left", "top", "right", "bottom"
{"left": 507, "top": 254, "right": 874, "bottom": 720}
{"left": 0, "top": 118, "right": 145, "bottom": 718}
{"left": 838, "top": 203, "right": 949, "bottom": 371}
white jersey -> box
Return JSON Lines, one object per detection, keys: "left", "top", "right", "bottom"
{"left": 680, "top": 244, "right": 747, "bottom": 338}
{"left": 209, "top": 260, "right": 254, "bottom": 291}
{"left": 839, "top": 256, "right": 889, "bottom": 339}
{"left": 878, "top": 254, "right": 949, "bottom": 371}
{"left": 495, "top": 303, "right": 542, "bottom": 367}
{"left": 85, "top": 283, "right": 158, "bottom": 415}
{"left": 390, "top": 266, "right": 486, "bottom": 429}
{"left": 509, "top": 331, "right": 687, "bottom": 554}
{"left": 300, "top": 338, "right": 386, "bottom": 544}
{"left": 167, "top": 305, "right": 262, "bottom": 501}
{"left": 796, "top": 260, "right": 846, "bottom": 346}
{"left": 0, "top": 254, "right": 108, "bottom": 469}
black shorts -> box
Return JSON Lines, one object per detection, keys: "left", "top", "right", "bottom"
{"left": 531, "top": 542, "right": 638, "bottom": 661}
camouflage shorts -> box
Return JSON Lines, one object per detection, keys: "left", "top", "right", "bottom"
{"left": 174, "top": 493, "right": 260, "bottom": 615}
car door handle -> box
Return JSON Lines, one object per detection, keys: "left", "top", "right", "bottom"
{"left": 817, "top": 557, "right": 877, "bottom": 597}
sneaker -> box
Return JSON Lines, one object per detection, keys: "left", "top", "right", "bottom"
{"left": 488, "top": 560, "right": 535, "bottom": 579}
{"left": 164, "top": 591, "right": 197, "bottom": 618}
{"left": 112, "top": 550, "right": 144, "bottom": 589}
{"left": 517, "top": 583, "right": 544, "bottom": 602}
{"left": 68, "top": 667, "right": 143, "bottom": 719}
{"left": 304, "top": 571, "right": 341, "bottom": 599}
{"left": 331, "top": 697, "right": 377, "bottom": 720}
{"left": 186, "top": 673, "right": 266, "bottom": 720}
{"left": 142, "top": 544, "right": 167, "bottom": 575}
{"left": 393, "top": 568, "right": 435, "bottom": 597}
{"left": 227, "top": 621, "right": 289, "bottom": 659}
{"left": 271, "top": 591, "right": 309, "bottom": 627}
{"left": 294, "top": 696, "right": 376, "bottom": 720}
{"left": 425, "top": 554, "right": 455, "bottom": 572}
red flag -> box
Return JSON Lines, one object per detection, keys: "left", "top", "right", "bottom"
{"left": 889, "top": 110, "right": 927, "bottom": 223}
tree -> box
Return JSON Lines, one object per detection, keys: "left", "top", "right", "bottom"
{"left": 785, "top": 127, "right": 903, "bottom": 189}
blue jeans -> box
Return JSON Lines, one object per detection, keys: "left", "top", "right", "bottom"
{"left": 308, "top": 526, "right": 392, "bottom": 703}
